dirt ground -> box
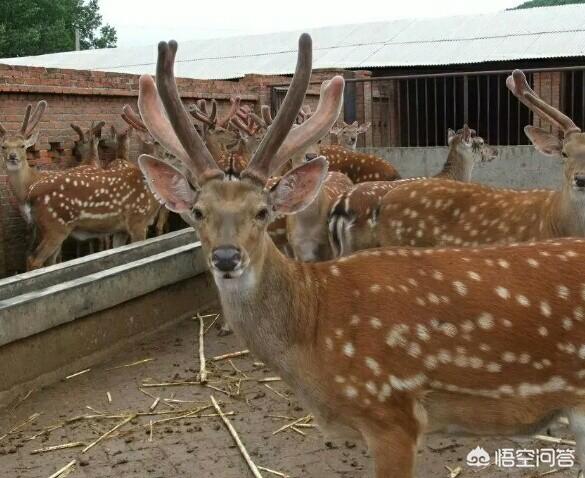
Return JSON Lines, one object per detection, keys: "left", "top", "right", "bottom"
{"left": 0, "top": 306, "right": 579, "bottom": 478}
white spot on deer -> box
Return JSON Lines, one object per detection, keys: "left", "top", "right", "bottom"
{"left": 477, "top": 313, "right": 495, "bottom": 330}
{"left": 334, "top": 329, "right": 343, "bottom": 338}
{"left": 370, "top": 317, "right": 382, "bottom": 329}
{"left": 575, "top": 306, "right": 585, "bottom": 321}
{"left": 440, "top": 323, "right": 458, "bottom": 337}
{"left": 467, "top": 271, "right": 481, "bottom": 281}
{"left": 453, "top": 281, "right": 467, "bottom": 296}
{"left": 343, "top": 343, "right": 355, "bottom": 357}
{"left": 377, "top": 383, "right": 392, "bottom": 402}
{"left": 350, "top": 315, "right": 360, "bottom": 325}
{"left": 518, "top": 353, "right": 531, "bottom": 364}
{"left": 497, "top": 259, "right": 510, "bottom": 269}
{"left": 516, "top": 295, "right": 530, "bottom": 307}
{"left": 370, "top": 284, "right": 381, "bottom": 293}
{"left": 344, "top": 385, "right": 358, "bottom": 399}
{"left": 540, "top": 301, "right": 552, "bottom": 318}
{"left": 502, "top": 352, "right": 516, "bottom": 363}
{"left": 325, "top": 337, "right": 333, "bottom": 350}
{"left": 386, "top": 324, "right": 409, "bottom": 348}
{"left": 365, "top": 357, "right": 381, "bottom": 376}
{"left": 557, "top": 285, "right": 570, "bottom": 300}
{"left": 335, "top": 375, "right": 345, "bottom": 383}
{"left": 365, "top": 381, "right": 377, "bottom": 395}
{"left": 486, "top": 362, "right": 502, "bottom": 373}
{"left": 416, "top": 324, "right": 430, "bottom": 342}
{"left": 330, "top": 265, "right": 340, "bottom": 276}
{"left": 437, "top": 349, "right": 452, "bottom": 364}
{"left": 495, "top": 286, "right": 510, "bottom": 300}
{"left": 538, "top": 326, "right": 548, "bottom": 336}
{"left": 427, "top": 293, "right": 440, "bottom": 304}
{"left": 432, "top": 270, "right": 444, "bottom": 281}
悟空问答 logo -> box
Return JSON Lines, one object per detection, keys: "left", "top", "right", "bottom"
{"left": 466, "top": 446, "right": 491, "bottom": 467}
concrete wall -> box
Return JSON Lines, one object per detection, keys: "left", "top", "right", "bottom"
{"left": 362, "top": 146, "right": 563, "bottom": 190}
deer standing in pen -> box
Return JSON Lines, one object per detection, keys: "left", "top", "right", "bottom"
{"left": 0, "top": 102, "right": 161, "bottom": 270}
{"left": 329, "top": 126, "right": 498, "bottom": 256}
{"left": 330, "top": 120, "right": 371, "bottom": 149}
{"left": 70, "top": 121, "right": 112, "bottom": 167}
{"left": 136, "top": 35, "right": 585, "bottom": 478}
{"left": 376, "top": 69, "right": 585, "bottom": 249}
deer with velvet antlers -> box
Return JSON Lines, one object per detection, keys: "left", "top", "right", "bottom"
{"left": 136, "top": 35, "right": 585, "bottom": 478}
{"left": 376, "top": 69, "right": 585, "bottom": 249}
{"left": 329, "top": 125, "right": 498, "bottom": 257}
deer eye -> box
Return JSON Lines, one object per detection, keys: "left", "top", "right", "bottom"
{"left": 255, "top": 208, "right": 269, "bottom": 221}
{"left": 562, "top": 151, "right": 569, "bottom": 158}
{"left": 193, "top": 208, "right": 204, "bottom": 220}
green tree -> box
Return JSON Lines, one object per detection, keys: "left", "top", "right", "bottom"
{"left": 0, "top": 0, "right": 117, "bottom": 58}
{"left": 512, "top": 0, "right": 585, "bottom": 8}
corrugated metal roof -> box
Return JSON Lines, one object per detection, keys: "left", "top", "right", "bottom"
{"left": 2, "top": 4, "right": 585, "bottom": 80}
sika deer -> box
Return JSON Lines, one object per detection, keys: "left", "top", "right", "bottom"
{"left": 376, "top": 70, "right": 585, "bottom": 249}
{"left": 1, "top": 103, "right": 161, "bottom": 269}
{"left": 329, "top": 126, "right": 498, "bottom": 256}
{"left": 138, "top": 37, "right": 585, "bottom": 477}
{"left": 70, "top": 121, "right": 107, "bottom": 167}
{"left": 330, "top": 120, "right": 371, "bottom": 149}
{"left": 286, "top": 171, "right": 352, "bottom": 261}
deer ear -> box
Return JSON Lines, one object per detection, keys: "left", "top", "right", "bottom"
{"left": 268, "top": 156, "right": 328, "bottom": 215}
{"left": 357, "top": 122, "right": 371, "bottom": 133}
{"left": 138, "top": 154, "right": 197, "bottom": 213}
{"left": 524, "top": 126, "right": 563, "bottom": 156}
{"left": 447, "top": 129, "right": 456, "bottom": 144}
{"left": 24, "top": 131, "right": 39, "bottom": 149}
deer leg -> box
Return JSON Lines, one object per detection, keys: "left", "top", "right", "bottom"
{"left": 155, "top": 208, "right": 170, "bottom": 236}
{"left": 362, "top": 423, "right": 418, "bottom": 478}
{"left": 46, "top": 247, "right": 61, "bottom": 266}
{"left": 112, "top": 233, "right": 128, "bottom": 248}
{"left": 27, "top": 235, "right": 67, "bottom": 271}
{"left": 128, "top": 226, "right": 147, "bottom": 243}
{"left": 567, "top": 408, "right": 585, "bottom": 476}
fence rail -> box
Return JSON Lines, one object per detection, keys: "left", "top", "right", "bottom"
{"left": 271, "top": 67, "right": 585, "bottom": 147}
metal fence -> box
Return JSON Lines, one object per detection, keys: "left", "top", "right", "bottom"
{"left": 272, "top": 67, "right": 585, "bottom": 148}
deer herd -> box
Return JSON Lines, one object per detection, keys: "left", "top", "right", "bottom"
{"left": 3, "top": 32, "right": 585, "bottom": 477}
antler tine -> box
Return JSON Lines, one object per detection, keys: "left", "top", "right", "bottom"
{"left": 236, "top": 104, "right": 251, "bottom": 121}
{"left": 189, "top": 104, "right": 216, "bottom": 126}
{"left": 249, "top": 112, "right": 267, "bottom": 130}
{"left": 243, "top": 34, "right": 313, "bottom": 183}
{"left": 122, "top": 104, "right": 149, "bottom": 133}
{"left": 272, "top": 75, "right": 345, "bottom": 169}
{"left": 261, "top": 105, "right": 273, "bottom": 126}
{"left": 155, "top": 41, "right": 222, "bottom": 182}
{"left": 0, "top": 122, "right": 6, "bottom": 137}
{"left": 197, "top": 99, "right": 208, "bottom": 114}
{"left": 507, "top": 70, "right": 581, "bottom": 136}
{"left": 138, "top": 75, "right": 192, "bottom": 165}
{"left": 23, "top": 100, "right": 47, "bottom": 138}
{"left": 230, "top": 116, "right": 256, "bottom": 137}
{"left": 218, "top": 96, "right": 241, "bottom": 128}
{"left": 19, "top": 104, "right": 33, "bottom": 136}
{"left": 70, "top": 123, "right": 85, "bottom": 141}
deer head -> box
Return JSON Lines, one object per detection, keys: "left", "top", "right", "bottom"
{"left": 0, "top": 101, "right": 46, "bottom": 173}
{"left": 108, "top": 125, "right": 133, "bottom": 162}
{"left": 447, "top": 125, "right": 498, "bottom": 164}
{"left": 71, "top": 121, "right": 105, "bottom": 165}
{"left": 330, "top": 120, "right": 370, "bottom": 149}
{"left": 137, "top": 35, "right": 344, "bottom": 282}
{"left": 507, "top": 70, "right": 585, "bottom": 198}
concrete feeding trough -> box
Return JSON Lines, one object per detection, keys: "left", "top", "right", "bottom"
{"left": 0, "top": 229, "right": 216, "bottom": 406}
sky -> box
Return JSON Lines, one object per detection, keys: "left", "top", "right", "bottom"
{"left": 99, "top": 0, "right": 523, "bottom": 48}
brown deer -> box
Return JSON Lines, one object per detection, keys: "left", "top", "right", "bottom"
{"left": 330, "top": 120, "right": 371, "bottom": 149}
{"left": 137, "top": 36, "right": 585, "bottom": 477}
{"left": 376, "top": 69, "right": 585, "bottom": 249}
{"left": 286, "top": 171, "right": 353, "bottom": 261}
{"left": 329, "top": 126, "right": 498, "bottom": 256}
{"left": 1, "top": 102, "right": 161, "bottom": 269}
{"left": 70, "top": 121, "right": 109, "bottom": 167}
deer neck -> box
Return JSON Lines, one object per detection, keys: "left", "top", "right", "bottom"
{"left": 214, "top": 237, "right": 318, "bottom": 379}
{"left": 549, "top": 186, "right": 585, "bottom": 237}
{"left": 6, "top": 162, "right": 40, "bottom": 204}
{"left": 437, "top": 144, "right": 474, "bottom": 182}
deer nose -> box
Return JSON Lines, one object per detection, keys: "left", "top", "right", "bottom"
{"left": 8, "top": 153, "right": 17, "bottom": 161}
{"left": 212, "top": 246, "right": 242, "bottom": 272}
{"left": 574, "top": 174, "right": 585, "bottom": 188}
{"left": 305, "top": 153, "right": 318, "bottom": 162}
